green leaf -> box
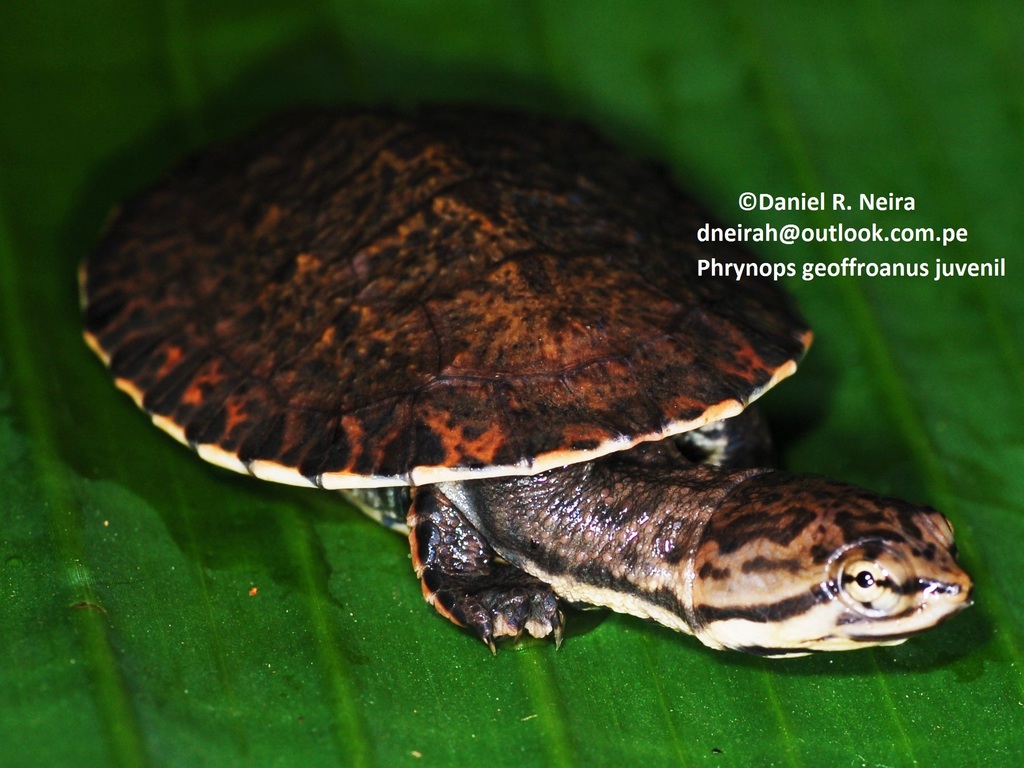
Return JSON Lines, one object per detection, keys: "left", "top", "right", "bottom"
{"left": 2, "top": 2, "right": 1022, "bottom": 766}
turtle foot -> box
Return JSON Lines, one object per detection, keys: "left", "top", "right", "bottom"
{"left": 426, "top": 572, "right": 563, "bottom": 651}
{"left": 409, "top": 487, "right": 564, "bottom": 650}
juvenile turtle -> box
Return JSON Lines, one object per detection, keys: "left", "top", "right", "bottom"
{"left": 81, "top": 107, "right": 972, "bottom": 656}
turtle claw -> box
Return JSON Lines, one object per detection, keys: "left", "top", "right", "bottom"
{"left": 430, "top": 579, "right": 563, "bottom": 650}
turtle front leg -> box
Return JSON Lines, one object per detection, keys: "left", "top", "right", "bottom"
{"left": 408, "top": 486, "right": 563, "bottom": 651}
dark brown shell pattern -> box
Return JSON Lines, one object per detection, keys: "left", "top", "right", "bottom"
{"left": 81, "top": 107, "right": 811, "bottom": 489}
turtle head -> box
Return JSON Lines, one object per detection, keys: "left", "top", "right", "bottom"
{"left": 689, "top": 473, "right": 973, "bottom": 656}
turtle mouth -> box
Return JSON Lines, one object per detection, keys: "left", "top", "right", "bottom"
{"left": 843, "top": 584, "right": 973, "bottom": 644}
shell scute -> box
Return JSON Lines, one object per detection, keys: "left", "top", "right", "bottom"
{"left": 82, "top": 107, "right": 810, "bottom": 487}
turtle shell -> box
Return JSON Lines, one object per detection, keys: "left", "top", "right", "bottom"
{"left": 81, "top": 106, "right": 811, "bottom": 489}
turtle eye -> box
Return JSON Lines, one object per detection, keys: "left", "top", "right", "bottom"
{"left": 830, "top": 543, "right": 909, "bottom": 616}
{"left": 842, "top": 560, "right": 900, "bottom": 611}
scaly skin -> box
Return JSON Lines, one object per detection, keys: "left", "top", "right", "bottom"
{"left": 417, "top": 440, "right": 972, "bottom": 655}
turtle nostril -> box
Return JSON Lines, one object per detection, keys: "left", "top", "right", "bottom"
{"left": 934, "top": 582, "right": 964, "bottom": 598}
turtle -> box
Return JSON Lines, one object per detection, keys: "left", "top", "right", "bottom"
{"left": 80, "top": 106, "right": 972, "bottom": 656}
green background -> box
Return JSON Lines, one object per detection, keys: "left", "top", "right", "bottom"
{"left": 2, "top": 2, "right": 1022, "bottom": 766}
